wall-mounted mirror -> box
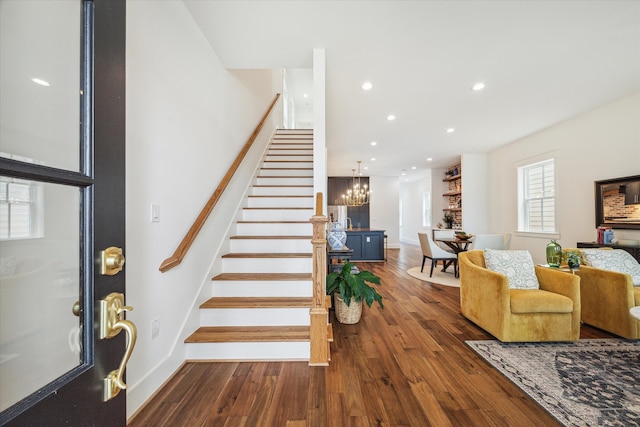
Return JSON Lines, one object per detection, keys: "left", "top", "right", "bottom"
{"left": 595, "top": 175, "right": 640, "bottom": 230}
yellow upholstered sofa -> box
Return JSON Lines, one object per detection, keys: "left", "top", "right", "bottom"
{"left": 459, "top": 250, "right": 581, "bottom": 342}
{"left": 574, "top": 249, "right": 640, "bottom": 340}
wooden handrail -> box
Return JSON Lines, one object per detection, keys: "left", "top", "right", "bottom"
{"left": 159, "top": 93, "right": 281, "bottom": 273}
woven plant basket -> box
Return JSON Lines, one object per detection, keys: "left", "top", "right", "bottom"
{"left": 334, "top": 294, "right": 363, "bottom": 324}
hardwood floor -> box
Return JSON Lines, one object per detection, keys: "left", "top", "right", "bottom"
{"left": 129, "top": 243, "right": 610, "bottom": 427}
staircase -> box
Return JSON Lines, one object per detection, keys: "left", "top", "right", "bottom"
{"left": 185, "top": 129, "right": 318, "bottom": 361}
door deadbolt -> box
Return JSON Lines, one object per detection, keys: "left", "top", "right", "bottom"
{"left": 100, "top": 247, "right": 125, "bottom": 275}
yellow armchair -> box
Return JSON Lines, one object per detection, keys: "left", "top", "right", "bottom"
{"left": 575, "top": 264, "right": 639, "bottom": 340}
{"left": 459, "top": 250, "right": 581, "bottom": 342}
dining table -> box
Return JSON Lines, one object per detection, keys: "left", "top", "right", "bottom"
{"left": 435, "top": 237, "right": 474, "bottom": 254}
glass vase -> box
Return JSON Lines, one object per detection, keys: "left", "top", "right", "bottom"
{"left": 546, "top": 240, "right": 562, "bottom": 268}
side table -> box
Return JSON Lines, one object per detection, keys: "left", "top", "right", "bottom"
{"left": 328, "top": 248, "right": 354, "bottom": 273}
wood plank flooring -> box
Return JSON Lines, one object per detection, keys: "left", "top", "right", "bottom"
{"left": 129, "top": 243, "right": 610, "bottom": 427}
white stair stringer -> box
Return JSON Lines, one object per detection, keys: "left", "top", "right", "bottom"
{"left": 185, "top": 129, "right": 317, "bottom": 361}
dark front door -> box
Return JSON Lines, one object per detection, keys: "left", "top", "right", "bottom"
{"left": 0, "top": 0, "right": 130, "bottom": 425}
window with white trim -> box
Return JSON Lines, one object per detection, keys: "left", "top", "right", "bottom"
{"left": 0, "top": 177, "right": 42, "bottom": 240}
{"left": 518, "top": 158, "right": 556, "bottom": 233}
{"left": 422, "top": 191, "right": 431, "bottom": 227}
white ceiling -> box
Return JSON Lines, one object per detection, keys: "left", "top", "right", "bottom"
{"left": 184, "top": 0, "right": 640, "bottom": 180}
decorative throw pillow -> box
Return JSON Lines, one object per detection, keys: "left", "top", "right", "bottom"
{"left": 484, "top": 249, "right": 540, "bottom": 289}
{"left": 581, "top": 249, "right": 640, "bottom": 286}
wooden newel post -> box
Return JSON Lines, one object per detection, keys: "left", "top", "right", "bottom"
{"left": 309, "top": 192, "right": 330, "bottom": 366}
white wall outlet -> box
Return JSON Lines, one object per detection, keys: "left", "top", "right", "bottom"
{"left": 151, "top": 318, "right": 160, "bottom": 339}
{"left": 150, "top": 204, "right": 160, "bottom": 222}
{"left": 366, "top": 236, "right": 371, "bottom": 242}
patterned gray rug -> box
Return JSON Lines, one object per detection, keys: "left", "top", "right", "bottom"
{"left": 466, "top": 339, "right": 640, "bottom": 427}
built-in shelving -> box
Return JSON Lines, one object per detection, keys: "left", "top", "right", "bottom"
{"left": 442, "top": 164, "right": 462, "bottom": 229}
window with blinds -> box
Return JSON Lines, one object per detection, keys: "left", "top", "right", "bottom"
{"left": 0, "top": 178, "right": 36, "bottom": 239}
{"left": 519, "top": 159, "right": 556, "bottom": 233}
{"left": 422, "top": 191, "right": 431, "bottom": 227}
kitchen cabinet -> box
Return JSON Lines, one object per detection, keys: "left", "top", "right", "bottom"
{"left": 345, "top": 229, "right": 385, "bottom": 261}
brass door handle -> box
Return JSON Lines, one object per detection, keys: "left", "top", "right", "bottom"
{"left": 100, "top": 292, "right": 137, "bottom": 401}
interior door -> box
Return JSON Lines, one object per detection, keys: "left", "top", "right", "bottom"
{"left": 0, "top": 0, "right": 130, "bottom": 425}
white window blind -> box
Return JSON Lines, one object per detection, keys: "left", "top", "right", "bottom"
{"left": 520, "top": 159, "right": 555, "bottom": 233}
{"left": 0, "top": 178, "right": 36, "bottom": 239}
{"left": 422, "top": 191, "right": 431, "bottom": 227}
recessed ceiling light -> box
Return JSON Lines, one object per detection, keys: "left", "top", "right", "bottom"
{"left": 446, "top": 128, "right": 455, "bottom": 133}
{"left": 32, "top": 78, "right": 50, "bottom": 87}
{"left": 303, "top": 93, "right": 308, "bottom": 98}
{"left": 472, "top": 82, "right": 485, "bottom": 91}
{"left": 362, "top": 81, "right": 373, "bottom": 90}
{"left": 364, "top": 166, "right": 368, "bottom": 170}
{"left": 427, "top": 158, "right": 433, "bottom": 162}
{"left": 371, "top": 158, "right": 376, "bottom": 161}
{"left": 387, "top": 115, "right": 395, "bottom": 121}
{"left": 370, "top": 141, "right": 377, "bottom": 146}
{"left": 401, "top": 172, "right": 406, "bottom": 176}
{"left": 411, "top": 166, "right": 417, "bottom": 170}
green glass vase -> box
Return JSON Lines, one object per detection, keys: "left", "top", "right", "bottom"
{"left": 546, "top": 240, "right": 562, "bottom": 268}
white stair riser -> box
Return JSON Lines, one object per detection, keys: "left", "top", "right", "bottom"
{"left": 186, "top": 341, "right": 310, "bottom": 361}
{"left": 242, "top": 209, "right": 313, "bottom": 221}
{"left": 211, "top": 280, "right": 313, "bottom": 297}
{"left": 256, "top": 177, "right": 313, "bottom": 186}
{"left": 275, "top": 130, "right": 313, "bottom": 135}
{"left": 271, "top": 138, "right": 313, "bottom": 143}
{"left": 262, "top": 161, "right": 313, "bottom": 169}
{"left": 230, "top": 239, "right": 311, "bottom": 253}
{"left": 266, "top": 149, "right": 313, "bottom": 156}
{"left": 259, "top": 168, "right": 313, "bottom": 177}
{"left": 200, "top": 308, "right": 310, "bottom": 327}
{"left": 236, "top": 222, "right": 312, "bottom": 235}
{"left": 265, "top": 155, "right": 313, "bottom": 162}
{"left": 222, "top": 257, "right": 312, "bottom": 273}
{"left": 251, "top": 186, "right": 313, "bottom": 196}
{"left": 247, "top": 197, "right": 313, "bottom": 208}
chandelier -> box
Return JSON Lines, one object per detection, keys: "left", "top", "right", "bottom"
{"left": 342, "top": 161, "right": 370, "bottom": 206}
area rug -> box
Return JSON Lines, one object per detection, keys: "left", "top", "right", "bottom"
{"left": 406, "top": 266, "right": 459, "bottom": 287}
{"left": 466, "top": 339, "right": 640, "bottom": 426}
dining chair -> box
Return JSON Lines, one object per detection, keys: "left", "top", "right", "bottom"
{"left": 432, "top": 229, "right": 455, "bottom": 253}
{"left": 502, "top": 233, "right": 512, "bottom": 249}
{"left": 418, "top": 232, "right": 458, "bottom": 277}
{"left": 472, "top": 234, "right": 507, "bottom": 250}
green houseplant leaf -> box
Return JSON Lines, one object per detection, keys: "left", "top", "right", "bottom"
{"left": 326, "top": 262, "right": 383, "bottom": 308}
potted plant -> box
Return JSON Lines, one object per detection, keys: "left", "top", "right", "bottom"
{"left": 326, "top": 262, "right": 383, "bottom": 324}
{"left": 562, "top": 250, "right": 581, "bottom": 269}
{"left": 443, "top": 213, "right": 454, "bottom": 229}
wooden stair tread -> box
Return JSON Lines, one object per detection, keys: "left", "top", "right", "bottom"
{"left": 252, "top": 185, "right": 313, "bottom": 188}
{"left": 212, "top": 272, "right": 312, "bottom": 281}
{"left": 185, "top": 326, "right": 310, "bottom": 343}
{"left": 248, "top": 195, "right": 313, "bottom": 198}
{"left": 230, "top": 235, "right": 312, "bottom": 240}
{"left": 201, "top": 297, "right": 313, "bottom": 309}
{"left": 258, "top": 175, "right": 313, "bottom": 179}
{"left": 243, "top": 207, "right": 313, "bottom": 210}
{"left": 236, "top": 220, "right": 309, "bottom": 224}
{"left": 263, "top": 160, "right": 313, "bottom": 163}
{"left": 222, "top": 252, "right": 312, "bottom": 258}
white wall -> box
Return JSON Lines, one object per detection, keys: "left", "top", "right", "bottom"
{"left": 461, "top": 154, "right": 489, "bottom": 233}
{"left": 370, "top": 176, "right": 400, "bottom": 248}
{"left": 126, "top": 1, "right": 281, "bottom": 418}
{"left": 488, "top": 92, "right": 640, "bottom": 264}
{"left": 400, "top": 171, "right": 433, "bottom": 245}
